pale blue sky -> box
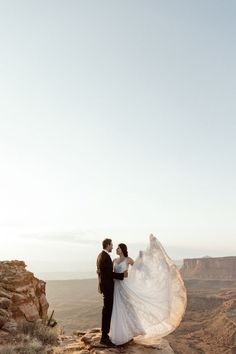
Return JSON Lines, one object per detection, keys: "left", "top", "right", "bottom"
{"left": 0, "top": 1, "right": 235, "bottom": 275}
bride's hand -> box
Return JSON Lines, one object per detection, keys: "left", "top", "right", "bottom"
{"left": 124, "top": 270, "right": 128, "bottom": 278}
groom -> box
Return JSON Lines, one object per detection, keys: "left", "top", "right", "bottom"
{"left": 97, "top": 238, "right": 128, "bottom": 346}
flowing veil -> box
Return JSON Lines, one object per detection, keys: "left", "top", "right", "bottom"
{"left": 115, "top": 234, "right": 187, "bottom": 345}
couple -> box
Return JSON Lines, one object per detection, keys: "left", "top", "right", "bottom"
{"left": 96, "top": 234, "right": 187, "bottom": 347}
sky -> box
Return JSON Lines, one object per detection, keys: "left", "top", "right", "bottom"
{"left": 0, "top": 1, "right": 236, "bottom": 278}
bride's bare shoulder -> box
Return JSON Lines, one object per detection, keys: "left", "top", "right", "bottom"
{"left": 113, "top": 257, "right": 118, "bottom": 263}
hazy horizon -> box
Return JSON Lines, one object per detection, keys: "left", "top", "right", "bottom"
{"left": 3, "top": 234, "right": 236, "bottom": 280}
{"left": 0, "top": 1, "right": 236, "bottom": 277}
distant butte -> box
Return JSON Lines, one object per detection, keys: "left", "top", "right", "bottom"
{"left": 180, "top": 256, "right": 236, "bottom": 280}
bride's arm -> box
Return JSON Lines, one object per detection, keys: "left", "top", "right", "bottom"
{"left": 128, "top": 257, "right": 134, "bottom": 266}
{"left": 112, "top": 258, "right": 116, "bottom": 271}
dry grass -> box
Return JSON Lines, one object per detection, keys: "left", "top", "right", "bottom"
{"left": 0, "top": 320, "right": 58, "bottom": 354}
{"left": 14, "top": 338, "right": 44, "bottom": 354}
{"left": 17, "top": 320, "right": 58, "bottom": 345}
{"left": 0, "top": 342, "right": 46, "bottom": 354}
{"left": 0, "top": 346, "right": 15, "bottom": 354}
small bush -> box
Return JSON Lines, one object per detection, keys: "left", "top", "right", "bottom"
{"left": 15, "top": 339, "right": 44, "bottom": 354}
{"left": 17, "top": 320, "right": 38, "bottom": 336}
{"left": 17, "top": 320, "right": 58, "bottom": 346}
{"left": 0, "top": 338, "right": 49, "bottom": 354}
{"left": 0, "top": 321, "right": 57, "bottom": 354}
{"left": 0, "top": 346, "right": 15, "bottom": 354}
{"left": 34, "top": 325, "right": 58, "bottom": 345}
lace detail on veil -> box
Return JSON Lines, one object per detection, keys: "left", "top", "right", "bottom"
{"left": 110, "top": 234, "right": 187, "bottom": 346}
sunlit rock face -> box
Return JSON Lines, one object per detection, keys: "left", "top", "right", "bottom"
{"left": 0, "top": 260, "right": 49, "bottom": 333}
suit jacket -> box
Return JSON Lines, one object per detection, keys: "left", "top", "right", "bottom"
{"left": 97, "top": 250, "right": 124, "bottom": 294}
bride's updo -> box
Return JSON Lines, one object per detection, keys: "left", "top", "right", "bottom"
{"left": 119, "top": 243, "right": 128, "bottom": 257}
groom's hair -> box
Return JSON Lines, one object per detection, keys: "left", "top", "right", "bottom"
{"left": 103, "top": 238, "right": 112, "bottom": 249}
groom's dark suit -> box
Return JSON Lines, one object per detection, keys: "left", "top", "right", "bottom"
{"left": 97, "top": 250, "right": 124, "bottom": 341}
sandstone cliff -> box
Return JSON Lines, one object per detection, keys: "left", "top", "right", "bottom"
{"left": 0, "top": 260, "right": 49, "bottom": 333}
{"left": 180, "top": 256, "right": 236, "bottom": 280}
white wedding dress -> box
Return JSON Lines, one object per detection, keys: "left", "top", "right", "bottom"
{"left": 110, "top": 234, "right": 187, "bottom": 346}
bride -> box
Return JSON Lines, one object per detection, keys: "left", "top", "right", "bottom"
{"left": 110, "top": 234, "right": 187, "bottom": 346}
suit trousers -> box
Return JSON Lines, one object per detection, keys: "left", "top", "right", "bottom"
{"left": 101, "top": 287, "right": 114, "bottom": 339}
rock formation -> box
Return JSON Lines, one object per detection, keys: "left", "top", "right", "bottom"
{"left": 167, "top": 286, "right": 236, "bottom": 353}
{"left": 180, "top": 256, "right": 236, "bottom": 280}
{"left": 54, "top": 328, "right": 175, "bottom": 354}
{"left": 0, "top": 260, "right": 49, "bottom": 333}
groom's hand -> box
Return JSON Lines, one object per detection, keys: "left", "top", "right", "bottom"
{"left": 124, "top": 270, "right": 128, "bottom": 278}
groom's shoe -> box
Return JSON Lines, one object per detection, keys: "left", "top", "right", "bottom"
{"left": 100, "top": 338, "right": 116, "bottom": 347}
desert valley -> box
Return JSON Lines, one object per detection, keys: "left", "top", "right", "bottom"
{"left": 0, "top": 256, "right": 235, "bottom": 354}
{"left": 45, "top": 256, "right": 236, "bottom": 353}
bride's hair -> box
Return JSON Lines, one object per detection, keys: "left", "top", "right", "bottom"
{"left": 119, "top": 243, "right": 128, "bottom": 257}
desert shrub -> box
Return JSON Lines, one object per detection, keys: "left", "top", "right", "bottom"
{"left": 14, "top": 338, "right": 44, "bottom": 354}
{"left": 0, "top": 345, "right": 15, "bottom": 354}
{"left": 17, "top": 320, "right": 38, "bottom": 336}
{"left": 17, "top": 320, "right": 58, "bottom": 346}
{"left": 0, "top": 321, "right": 57, "bottom": 354}
{"left": 33, "top": 324, "right": 58, "bottom": 345}
{"left": 0, "top": 338, "right": 49, "bottom": 354}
